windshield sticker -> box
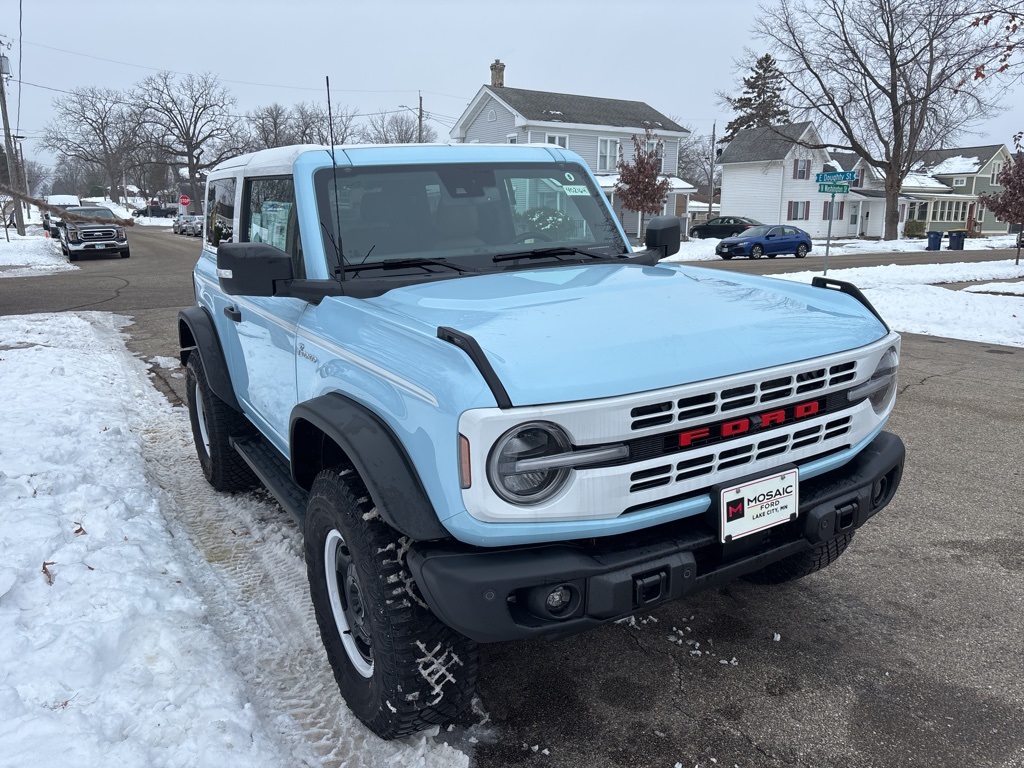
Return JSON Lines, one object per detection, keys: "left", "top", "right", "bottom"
{"left": 563, "top": 185, "right": 590, "bottom": 196}
{"left": 564, "top": 172, "right": 575, "bottom": 182}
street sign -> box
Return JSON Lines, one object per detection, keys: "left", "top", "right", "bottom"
{"left": 818, "top": 183, "right": 850, "bottom": 194}
{"left": 179, "top": 195, "right": 191, "bottom": 207}
{"left": 816, "top": 171, "right": 857, "bottom": 183}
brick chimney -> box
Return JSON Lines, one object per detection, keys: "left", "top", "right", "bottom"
{"left": 490, "top": 59, "right": 505, "bottom": 88}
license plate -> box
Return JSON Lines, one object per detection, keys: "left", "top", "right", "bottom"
{"left": 719, "top": 468, "right": 798, "bottom": 543}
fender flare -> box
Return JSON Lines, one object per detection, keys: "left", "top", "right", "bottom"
{"left": 177, "top": 306, "right": 241, "bottom": 411}
{"left": 290, "top": 393, "right": 449, "bottom": 542}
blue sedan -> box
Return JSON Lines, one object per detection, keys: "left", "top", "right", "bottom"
{"left": 715, "top": 225, "right": 812, "bottom": 260}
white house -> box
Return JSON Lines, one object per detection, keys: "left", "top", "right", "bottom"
{"left": 719, "top": 123, "right": 1013, "bottom": 238}
{"left": 717, "top": 122, "right": 842, "bottom": 238}
{"left": 451, "top": 60, "right": 694, "bottom": 237}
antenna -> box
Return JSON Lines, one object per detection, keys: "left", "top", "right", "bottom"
{"left": 326, "top": 75, "right": 346, "bottom": 282}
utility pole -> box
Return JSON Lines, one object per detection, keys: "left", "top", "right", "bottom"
{"left": 707, "top": 121, "right": 717, "bottom": 223}
{"left": 0, "top": 54, "right": 25, "bottom": 235}
{"left": 418, "top": 91, "right": 423, "bottom": 143}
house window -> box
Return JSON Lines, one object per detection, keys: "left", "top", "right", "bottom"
{"left": 487, "top": 109, "right": 496, "bottom": 122}
{"left": 793, "top": 159, "right": 810, "bottom": 180}
{"left": 822, "top": 200, "right": 845, "bottom": 220}
{"left": 646, "top": 139, "right": 664, "bottom": 172}
{"left": 787, "top": 200, "right": 810, "bottom": 220}
{"left": 598, "top": 138, "right": 619, "bottom": 172}
{"left": 953, "top": 178, "right": 966, "bottom": 187}
{"left": 909, "top": 201, "right": 928, "bottom": 221}
{"left": 546, "top": 134, "right": 568, "bottom": 149}
{"left": 990, "top": 162, "right": 1002, "bottom": 185}
{"left": 506, "top": 134, "right": 518, "bottom": 144}
{"left": 854, "top": 168, "right": 865, "bottom": 187}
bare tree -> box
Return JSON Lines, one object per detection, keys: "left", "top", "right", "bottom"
{"left": 40, "top": 87, "right": 141, "bottom": 204}
{"left": 677, "top": 131, "right": 720, "bottom": 188}
{"left": 22, "top": 160, "right": 51, "bottom": 197}
{"left": 292, "top": 102, "right": 360, "bottom": 145}
{"left": 134, "top": 72, "right": 245, "bottom": 185}
{"left": 246, "top": 103, "right": 295, "bottom": 150}
{"left": 360, "top": 110, "right": 438, "bottom": 144}
{"left": 755, "top": 0, "right": 1010, "bottom": 239}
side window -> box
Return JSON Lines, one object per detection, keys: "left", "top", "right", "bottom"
{"left": 205, "top": 177, "right": 236, "bottom": 247}
{"left": 243, "top": 176, "right": 303, "bottom": 278}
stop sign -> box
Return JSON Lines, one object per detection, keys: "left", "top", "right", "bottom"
{"left": 179, "top": 195, "right": 191, "bottom": 207}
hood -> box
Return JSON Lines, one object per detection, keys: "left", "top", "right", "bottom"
{"left": 365, "top": 263, "right": 888, "bottom": 407}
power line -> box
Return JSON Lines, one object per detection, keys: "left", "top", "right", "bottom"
{"left": 15, "top": 39, "right": 470, "bottom": 99}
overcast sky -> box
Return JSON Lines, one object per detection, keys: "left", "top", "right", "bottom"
{"left": 2, "top": 0, "right": 1021, "bottom": 168}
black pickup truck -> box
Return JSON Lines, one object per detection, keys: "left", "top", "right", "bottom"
{"left": 132, "top": 203, "right": 177, "bottom": 218}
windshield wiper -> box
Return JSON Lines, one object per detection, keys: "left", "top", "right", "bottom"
{"left": 492, "top": 246, "right": 622, "bottom": 264}
{"left": 340, "top": 257, "right": 475, "bottom": 274}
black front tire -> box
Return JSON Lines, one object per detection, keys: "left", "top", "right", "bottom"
{"left": 796, "top": 244, "right": 809, "bottom": 258}
{"left": 185, "top": 353, "right": 258, "bottom": 492}
{"left": 741, "top": 533, "right": 854, "bottom": 584}
{"left": 689, "top": 229, "right": 702, "bottom": 239}
{"left": 750, "top": 244, "right": 764, "bottom": 259}
{"left": 120, "top": 247, "right": 131, "bottom": 259}
{"left": 304, "top": 467, "right": 478, "bottom": 739}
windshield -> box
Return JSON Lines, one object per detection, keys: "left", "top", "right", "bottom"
{"left": 67, "top": 207, "right": 115, "bottom": 220}
{"left": 314, "top": 162, "right": 628, "bottom": 269}
{"left": 738, "top": 225, "right": 772, "bottom": 237}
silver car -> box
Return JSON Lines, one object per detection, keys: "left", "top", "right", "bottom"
{"left": 183, "top": 214, "right": 204, "bottom": 237}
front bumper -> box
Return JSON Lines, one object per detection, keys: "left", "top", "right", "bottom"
{"left": 408, "top": 431, "right": 904, "bottom": 643}
{"left": 67, "top": 240, "right": 128, "bottom": 253}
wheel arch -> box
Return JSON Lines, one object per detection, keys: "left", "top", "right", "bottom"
{"left": 177, "top": 306, "right": 241, "bottom": 411}
{"left": 290, "top": 393, "right": 449, "bottom": 542}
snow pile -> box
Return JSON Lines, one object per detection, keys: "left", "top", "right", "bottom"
{"left": 0, "top": 313, "right": 291, "bottom": 766}
{"left": 771, "top": 260, "right": 1024, "bottom": 348}
{"left": 0, "top": 312, "right": 470, "bottom": 767}
{"left": 90, "top": 199, "right": 174, "bottom": 227}
{"left": 0, "top": 231, "right": 73, "bottom": 277}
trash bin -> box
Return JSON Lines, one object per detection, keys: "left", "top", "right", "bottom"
{"left": 926, "top": 231, "right": 943, "bottom": 251}
{"left": 947, "top": 229, "right": 966, "bottom": 251}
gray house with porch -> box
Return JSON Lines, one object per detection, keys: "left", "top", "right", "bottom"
{"left": 450, "top": 60, "right": 693, "bottom": 237}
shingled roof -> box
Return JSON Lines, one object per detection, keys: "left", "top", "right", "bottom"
{"left": 717, "top": 122, "right": 815, "bottom": 164}
{"left": 915, "top": 145, "right": 1005, "bottom": 175}
{"left": 487, "top": 86, "right": 686, "bottom": 133}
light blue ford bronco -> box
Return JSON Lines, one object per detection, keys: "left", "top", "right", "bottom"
{"left": 178, "top": 143, "right": 905, "bottom": 738}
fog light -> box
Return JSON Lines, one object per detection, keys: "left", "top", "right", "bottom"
{"left": 546, "top": 585, "right": 571, "bottom": 612}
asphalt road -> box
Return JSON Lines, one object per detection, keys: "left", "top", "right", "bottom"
{"left": 2, "top": 230, "right": 1022, "bottom": 767}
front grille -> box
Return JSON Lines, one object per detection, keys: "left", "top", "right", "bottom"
{"left": 630, "top": 361, "right": 859, "bottom": 431}
{"left": 628, "top": 415, "right": 853, "bottom": 493}
{"left": 81, "top": 229, "right": 116, "bottom": 241}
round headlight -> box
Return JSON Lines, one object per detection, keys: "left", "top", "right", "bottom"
{"left": 848, "top": 346, "right": 899, "bottom": 414}
{"left": 487, "top": 422, "right": 572, "bottom": 505}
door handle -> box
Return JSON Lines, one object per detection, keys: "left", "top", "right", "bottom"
{"left": 223, "top": 305, "right": 241, "bottom": 322}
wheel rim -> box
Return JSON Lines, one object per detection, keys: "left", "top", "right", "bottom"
{"left": 797, "top": 245, "right": 807, "bottom": 257}
{"left": 193, "top": 380, "right": 211, "bottom": 455}
{"left": 751, "top": 245, "right": 763, "bottom": 258}
{"left": 325, "top": 530, "right": 374, "bottom": 678}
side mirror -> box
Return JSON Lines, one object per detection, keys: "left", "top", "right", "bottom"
{"left": 217, "top": 242, "right": 293, "bottom": 296}
{"left": 644, "top": 216, "right": 681, "bottom": 257}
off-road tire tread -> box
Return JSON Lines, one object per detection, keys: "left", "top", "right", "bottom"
{"left": 185, "top": 353, "right": 258, "bottom": 492}
{"left": 305, "top": 467, "right": 479, "bottom": 739}
{"left": 741, "top": 532, "right": 855, "bottom": 584}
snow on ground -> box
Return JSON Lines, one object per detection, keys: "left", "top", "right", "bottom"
{"left": 0, "top": 228, "right": 1021, "bottom": 767}
{"left": 0, "top": 311, "right": 470, "bottom": 768}
{"left": 665, "top": 233, "right": 1021, "bottom": 262}
{"left": 87, "top": 198, "right": 175, "bottom": 227}
{"left": 767, "top": 260, "right": 1024, "bottom": 348}
{"left": 965, "top": 282, "right": 1024, "bottom": 296}
{"left": 0, "top": 231, "right": 72, "bottom": 277}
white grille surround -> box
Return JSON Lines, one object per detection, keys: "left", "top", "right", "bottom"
{"left": 458, "top": 332, "right": 900, "bottom": 525}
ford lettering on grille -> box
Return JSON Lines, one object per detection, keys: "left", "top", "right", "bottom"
{"left": 677, "top": 398, "right": 824, "bottom": 449}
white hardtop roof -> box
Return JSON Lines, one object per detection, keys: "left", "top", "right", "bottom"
{"left": 209, "top": 142, "right": 594, "bottom": 176}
